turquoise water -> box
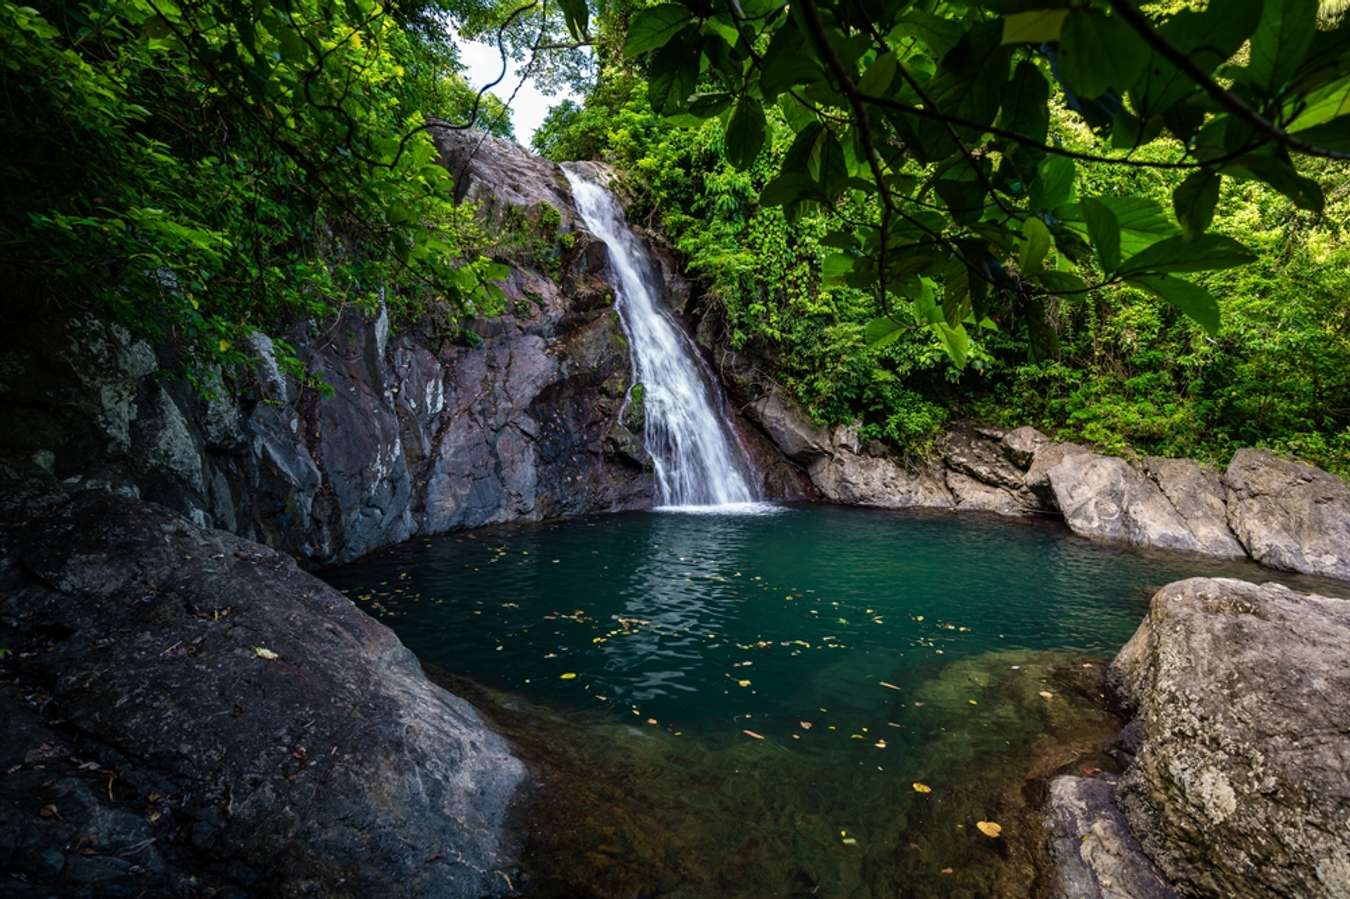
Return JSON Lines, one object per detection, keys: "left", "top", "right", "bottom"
{"left": 322, "top": 505, "right": 1335, "bottom": 897}
{"left": 323, "top": 505, "right": 1287, "bottom": 734}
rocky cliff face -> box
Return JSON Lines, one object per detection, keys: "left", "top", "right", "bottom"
{"left": 0, "top": 131, "right": 661, "bottom": 565}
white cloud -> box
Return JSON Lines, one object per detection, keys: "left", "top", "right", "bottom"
{"left": 455, "top": 39, "right": 578, "bottom": 149}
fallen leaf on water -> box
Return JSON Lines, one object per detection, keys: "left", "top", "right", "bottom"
{"left": 879, "top": 681, "right": 901, "bottom": 691}
{"left": 912, "top": 782, "right": 932, "bottom": 794}
{"left": 941, "top": 867, "right": 954, "bottom": 875}
{"left": 967, "top": 699, "right": 978, "bottom": 705}
{"left": 742, "top": 730, "right": 765, "bottom": 741}
{"left": 737, "top": 679, "right": 751, "bottom": 688}
{"left": 646, "top": 718, "right": 657, "bottom": 725}
{"left": 800, "top": 721, "right": 813, "bottom": 730}
{"left": 976, "top": 821, "right": 1003, "bottom": 838}
{"left": 874, "top": 740, "right": 887, "bottom": 749}
{"left": 254, "top": 647, "right": 279, "bottom": 661}
{"left": 1039, "top": 691, "right": 1054, "bottom": 700}
{"left": 559, "top": 672, "right": 578, "bottom": 680}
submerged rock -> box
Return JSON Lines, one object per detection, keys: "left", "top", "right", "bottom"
{"left": 1109, "top": 577, "right": 1350, "bottom": 899}
{"left": 0, "top": 483, "right": 525, "bottom": 896}
{"left": 1225, "top": 448, "right": 1350, "bottom": 580}
{"left": 1044, "top": 775, "right": 1178, "bottom": 899}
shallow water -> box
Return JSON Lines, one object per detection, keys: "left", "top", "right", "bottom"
{"left": 323, "top": 505, "right": 1343, "bottom": 897}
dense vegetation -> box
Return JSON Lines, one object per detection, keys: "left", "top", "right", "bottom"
{"left": 532, "top": 0, "right": 1350, "bottom": 473}
{"left": 3, "top": 0, "right": 1347, "bottom": 472}
{"left": 1, "top": 0, "right": 513, "bottom": 380}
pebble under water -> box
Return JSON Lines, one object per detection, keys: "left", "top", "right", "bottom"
{"left": 322, "top": 505, "right": 1334, "bottom": 898}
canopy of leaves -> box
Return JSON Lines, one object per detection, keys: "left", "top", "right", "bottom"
{"left": 2, "top": 0, "right": 513, "bottom": 377}
{"left": 616, "top": 0, "right": 1350, "bottom": 363}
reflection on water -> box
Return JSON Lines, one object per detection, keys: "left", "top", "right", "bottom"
{"left": 323, "top": 505, "right": 1345, "bottom": 897}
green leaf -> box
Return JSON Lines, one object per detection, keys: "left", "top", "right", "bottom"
{"left": 822, "top": 252, "right": 855, "bottom": 282}
{"left": 1081, "top": 198, "right": 1120, "bottom": 273}
{"left": 648, "top": 34, "right": 699, "bottom": 113}
{"left": 1036, "top": 270, "right": 1087, "bottom": 293}
{"left": 758, "top": 173, "right": 819, "bottom": 207}
{"left": 1288, "top": 76, "right": 1350, "bottom": 132}
{"left": 1245, "top": 0, "right": 1318, "bottom": 92}
{"left": 1126, "top": 274, "right": 1221, "bottom": 334}
{"left": 858, "top": 52, "right": 897, "bottom": 96}
{"left": 934, "top": 322, "right": 971, "bottom": 368}
{"left": 1172, "top": 170, "right": 1220, "bottom": 241}
{"left": 1001, "top": 10, "right": 1068, "bottom": 44}
{"left": 1055, "top": 196, "right": 1177, "bottom": 257}
{"left": 1019, "top": 217, "right": 1052, "bottom": 273}
{"left": 1118, "top": 234, "right": 1255, "bottom": 276}
{"left": 1132, "top": 1, "right": 1262, "bottom": 117}
{"left": 999, "top": 60, "right": 1050, "bottom": 145}
{"left": 1222, "top": 155, "right": 1324, "bottom": 212}
{"left": 864, "top": 315, "right": 904, "bottom": 347}
{"left": 1059, "top": 11, "right": 1148, "bottom": 100}
{"left": 724, "top": 96, "right": 766, "bottom": 169}
{"left": 624, "top": 5, "right": 692, "bottom": 56}
{"left": 1289, "top": 115, "right": 1350, "bottom": 152}
{"left": 559, "top": 0, "right": 589, "bottom": 43}
{"left": 1029, "top": 155, "right": 1074, "bottom": 209}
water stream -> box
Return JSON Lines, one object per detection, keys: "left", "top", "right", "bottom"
{"left": 562, "top": 164, "right": 760, "bottom": 508}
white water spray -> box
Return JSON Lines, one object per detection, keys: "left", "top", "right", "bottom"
{"left": 563, "top": 164, "right": 761, "bottom": 508}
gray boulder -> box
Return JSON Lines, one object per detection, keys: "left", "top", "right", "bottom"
{"left": 748, "top": 390, "right": 832, "bottom": 464}
{"left": 1047, "top": 454, "right": 1199, "bottom": 552}
{"left": 0, "top": 484, "right": 525, "bottom": 896}
{"left": 1225, "top": 448, "right": 1350, "bottom": 580}
{"left": 1023, "top": 440, "right": 1093, "bottom": 505}
{"left": 939, "top": 427, "right": 1042, "bottom": 514}
{"left": 803, "top": 426, "right": 955, "bottom": 510}
{"left": 1045, "top": 775, "right": 1178, "bottom": 899}
{"left": 1143, "top": 457, "right": 1246, "bottom": 559}
{"left": 1110, "top": 577, "right": 1350, "bottom": 899}
{"left": 1000, "top": 425, "right": 1052, "bottom": 469}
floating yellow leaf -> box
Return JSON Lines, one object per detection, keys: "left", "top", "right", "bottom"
{"left": 912, "top": 782, "right": 932, "bottom": 794}
{"left": 254, "top": 646, "right": 279, "bottom": 660}
{"left": 879, "top": 681, "right": 901, "bottom": 691}
{"left": 737, "top": 679, "right": 751, "bottom": 688}
{"left": 800, "top": 721, "right": 813, "bottom": 730}
{"left": 559, "top": 672, "right": 577, "bottom": 680}
{"left": 742, "top": 729, "right": 765, "bottom": 741}
{"left": 976, "top": 821, "right": 1003, "bottom": 838}
{"left": 1039, "top": 691, "right": 1054, "bottom": 699}
{"left": 968, "top": 699, "right": 978, "bottom": 705}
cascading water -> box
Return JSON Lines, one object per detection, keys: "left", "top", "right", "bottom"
{"left": 562, "top": 164, "right": 761, "bottom": 508}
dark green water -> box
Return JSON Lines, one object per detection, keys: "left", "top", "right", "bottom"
{"left": 322, "top": 505, "right": 1337, "bottom": 897}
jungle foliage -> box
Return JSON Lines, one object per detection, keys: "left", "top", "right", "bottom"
{"left": 533, "top": 0, "right": 1350, "bottom": 472}
{"left": 1, "top": 0, "right": 513, "bottom": 378}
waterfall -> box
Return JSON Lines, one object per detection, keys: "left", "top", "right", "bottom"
{"left": 562, "top": 164, "right": 762, "bottom": 509}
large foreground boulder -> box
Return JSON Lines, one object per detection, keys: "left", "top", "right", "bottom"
{"left": 0, "top": 483, "right": 525, "bottom": 896}
{"left": 1109, "top": 577, "right": 1350, "bottom": 899}
{"left": 1225, "top": 449, "right": 1350, "bottom": 581}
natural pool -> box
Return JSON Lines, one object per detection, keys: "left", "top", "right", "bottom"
{"left": 322, "top": 505, "right": 1337, "bottom": 898}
